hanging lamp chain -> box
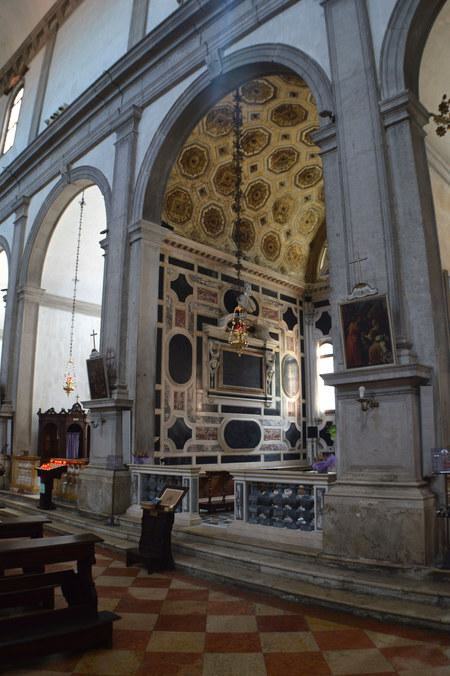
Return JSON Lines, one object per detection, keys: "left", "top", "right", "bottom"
{"left": 232, "top": 87, "right": 244, "bottom": 285}
{"left": 68, "top": 191, "right": 85, "bottom": 362}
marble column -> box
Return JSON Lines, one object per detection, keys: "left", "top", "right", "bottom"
{"left": 11, "top": 285, "right": 43, "bottom": 453}
{"left": 78, "top": 108, "right": 141, "bottom": 516}
{"left": 0, "top": 197, "right": 29, "bottom": 432}
{"left": 126, "top": 220, "right": 166, "bottom": 458}
{"left": 317, "top": 0, "right": 438, "bottom": 564}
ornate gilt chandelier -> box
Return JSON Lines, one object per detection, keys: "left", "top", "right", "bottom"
{"left": 431, "top": 93, "right": 450, "bottom": 137}
{"left": 63, "top": 191, "right": 85, "bottom": 395}
{"left": 228, "top": 87, "right": 249, "bottom": 356}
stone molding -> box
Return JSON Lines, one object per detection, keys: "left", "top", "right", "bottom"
{"left": 38, "top": 291, "right": 101, "bottom": 317}
{"left": 322, "top": 363, "right": 432, "bottom": 388}
{"left": 0, "top": 0, "right": 84, "bottom": 95}
{"left": 380, "top": 90, "right": 429, "bottom": 131}
{"left": 128, "top": 220, "right": 167, "bottom": 247}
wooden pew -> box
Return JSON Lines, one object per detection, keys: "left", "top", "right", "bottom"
{"left": 0, "top": 511, "right": 50, "bottom": 539}
{"left": 0, "top": 533, "right": 119, "bottom": 663}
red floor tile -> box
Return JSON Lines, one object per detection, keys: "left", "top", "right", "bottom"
{"left": 256, "top": 614, "right": 309, "bottom": 632}
{"left": 381, "top": 644, "right": 450, "bottom": 670}
{"left": 205, "top": 632, "right": 261, "bottom": 652}
{"left": 115, "top": 595, "right": 164, "bottom": 613}
{"left": 131, "top": 576, "right": 172, "bottom": 588}
{"left": 154, "top": 613, "right": 207, "bottom": 632}
{"left": 207, "top": 600, "right": 255, "bottom": 615}
{"left": 313, "top": 628, "right": 376, "bottom": 650}
{"left": 112, "top": 629, "right": 152, "bottom": 650}
{"left": 137, "top": 652, "right": 203, "bottom": 676}
{"left": 166, "top": 588, "right": 210, "bottom": 601}
{"left": 265, "top": 651, "right": 332, "bottom": 676}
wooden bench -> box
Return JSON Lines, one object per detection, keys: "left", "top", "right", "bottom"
{"left": 0, "top": 533, "right": 119, "bottom": 663}
{"left": 0, "top": 511, "right": 50, "bottom": 539}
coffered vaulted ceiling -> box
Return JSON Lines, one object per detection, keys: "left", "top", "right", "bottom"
{"left": 162, "top": 74, "right": 325, "bottom": 283}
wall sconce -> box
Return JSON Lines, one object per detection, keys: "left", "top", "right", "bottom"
{"left": 357, "top": 386, "right": 379, "bottom": 412}
{"left": 92, "top": 418, "right": 106, "bottom": 428}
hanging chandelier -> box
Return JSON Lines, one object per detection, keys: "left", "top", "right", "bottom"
{"left": 228, "top": 87, "right": 249, "bottom": 356}
{"left": 431, "top": 93, "right": 450, "bottom": 137}
{"left": 63, "top": 191, "right": 85, "bottom": 395}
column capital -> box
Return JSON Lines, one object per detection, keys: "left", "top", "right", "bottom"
{"left": 113, "top": 105, "right": 142, "bottom": 143}
{"left": 311, "top": 122, "right": 337, "bottom": 155}
{"left": 11, "top": 196, "right": 30, "bottom": 222}
{"left": 16, "top": 285, "right": 45, "bottom": 304}
{"left": 380, "top": 90, "right": 429, "bottom": 130}
{"left": 128, "top": 219, "right": 168, "bottom": 246}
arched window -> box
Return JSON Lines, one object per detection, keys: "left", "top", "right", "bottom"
{"left": 2, "top": 85, "right": 24, "bottom": 155}
{"left": 317, "top": 341, "right": 335, "bottom": 414}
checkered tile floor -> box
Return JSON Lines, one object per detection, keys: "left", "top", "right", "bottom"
{"left": 4, "top": 544, "right": 450, "bottom": 675}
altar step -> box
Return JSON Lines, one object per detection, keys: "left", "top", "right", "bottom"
{"left": 171, "top": 529, "right": 450, "bottom": 633}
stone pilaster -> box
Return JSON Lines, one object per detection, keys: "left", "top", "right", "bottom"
{"left": 100, "top": 106, "right": 141, "bottom": 397}
{"left": 126, "top": 220, "right": 166, "bottom": 457}
{"left": 317, "top": 0, "right": 441, "bottom": 564}
{"left": 11, "top": 285, "right": 44, "bottom": 452}
{"left": 0, "top": 196, "right": 29, "bottom": 415}
{"left": 78, "top": 108, "right": 141, "bottom": 516}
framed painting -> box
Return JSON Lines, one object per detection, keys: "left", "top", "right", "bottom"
{"left": 86, "top": 354, "right": 109, "bottom": 399}
{"left": 339, "top": 294, "right": 395, "bottom": 369}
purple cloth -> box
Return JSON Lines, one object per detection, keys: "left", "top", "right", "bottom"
{"left": 312, "top": 454, "right": 336, "bottom": 473}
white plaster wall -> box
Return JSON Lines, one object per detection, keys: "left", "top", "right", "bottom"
{"left": 0, "top": 213, "right": 15, "bottom": 253}
{"left": 25, "top": 175, "right": 60, "bottom": 241}
{"left": 135, "top": 67, "right": 206, "bottom": 175}
{"left": 0, "top": 48, "right": 45, "bottom": 169}
{"left": 73, "top": 136, "right": 115, "bottom": 189}
{"left": 419, "top": 1, "right": 450, "bottom": 170}
{"left": 146, "top": 0, "right": 179, "bottom": 33}
{"left": 366, "top": 0, "right": 397, "bottom": 75}
{"left": 41, "top": 185, "right": 105, "bottom": 304}
{"left": 224, "top": 0, "right": 330, "bottom": 80}
{"left": 40, "top": 0, "right": 133, "bottom": 132}
{"left": 31, "top": 305, "right": 101, "bottom": 450}
{"left": 429, "top": 165, "right": 450, "bottom": 271}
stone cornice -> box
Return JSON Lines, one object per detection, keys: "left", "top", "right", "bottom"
{"left": 0, "top": 0, "right": 84, "bottom": 95}
{"left": 163, "top": 232, "right": 305, "bottom": 294}
{"left": 380, "top": 90, "right": 429, "bottom": 131}
{"left": 0, "top": 0, "right": 298, "bottom": 220}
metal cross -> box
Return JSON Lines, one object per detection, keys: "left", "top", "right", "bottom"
{"left": 90, "top": 329, "right": 98, "bottom": 351}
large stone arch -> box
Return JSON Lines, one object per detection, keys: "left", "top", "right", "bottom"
{"left": 380, "top": 0, "right": 447, "bottom": 100}
{"left": 132, "top": 44, "right": 333, "bottom": 224}
{"left": 20, "top": 166, "right": 112, "bottom": 289}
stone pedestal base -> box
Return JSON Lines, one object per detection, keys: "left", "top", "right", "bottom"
{"left": 78, "top": 465, "right": 131, "bottom": 517}
{"left": 323, "top": 481, "right": 436, "bottom": 565}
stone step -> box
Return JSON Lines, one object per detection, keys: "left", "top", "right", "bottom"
{"left": 174, "top": 552, "right": 450, "bottom": 633}
{"left": 173, "top": 533, "right": 450, "bottom": 609}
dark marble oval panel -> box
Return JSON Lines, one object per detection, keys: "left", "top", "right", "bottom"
{"left": 168, "top": 334, "right": 192, "bottom": 384}
{"left": 223, "top": 419, "right": 261, "bottom": 450}
{"left": 282, "top": 355, "right": 300, "bottom": 398}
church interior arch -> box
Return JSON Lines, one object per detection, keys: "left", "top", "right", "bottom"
{"left": 147, "top": 69, "right": 332, "bottom": 471}
{"left": 31, "top": 184, "right": 106, "bottom": 452}
{"left": 419, "top": 0, "right": 450, "bottom": 276}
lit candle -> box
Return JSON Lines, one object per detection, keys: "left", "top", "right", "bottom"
{"left": 359, "top": 386, "right": 365, "bottom": 400}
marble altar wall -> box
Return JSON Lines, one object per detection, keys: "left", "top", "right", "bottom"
{"left": 154, "top": 239, "right": 306, "bottom": 468}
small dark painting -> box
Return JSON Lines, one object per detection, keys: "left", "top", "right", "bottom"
{"left": 86, "top": 355, "right": 109, "bottom": 399}
{"left": 340, "top": 295, "right": 395, "bottom": 369}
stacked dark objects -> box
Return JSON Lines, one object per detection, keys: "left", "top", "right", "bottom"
{"left": 248, "top": 483, "right": 315, "bottom": 531}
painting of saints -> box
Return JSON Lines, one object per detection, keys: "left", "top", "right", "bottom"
{"left": 340, "top": 296, "right": 394, "bottom": 369}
